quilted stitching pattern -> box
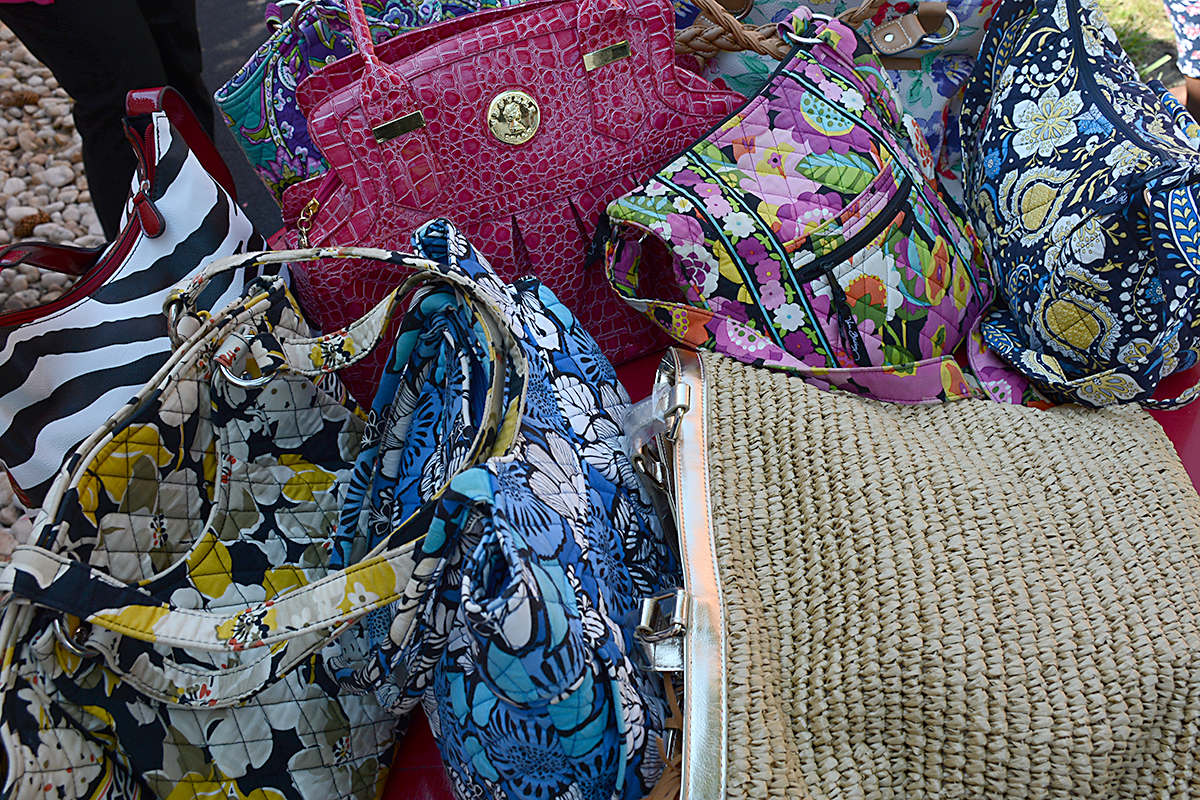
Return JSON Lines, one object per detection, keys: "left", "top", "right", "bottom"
{"left": 605, "top": 9, "right": 991, "bottom": 404}
{"left": 0, "top": 279, "right": 400, "bottom": 800}
{"left": 328, "top": 220, "right": 680, "bottom": 800}
{"left": 282, "top": 0, "right": 742, "bottom": 402}
{"left": 960, "top": 0, "right": 1200, "bottom": 408}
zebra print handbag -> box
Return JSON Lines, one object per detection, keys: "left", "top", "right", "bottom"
{"left": 0, "top": 87, "right": 265, "bottom": 507}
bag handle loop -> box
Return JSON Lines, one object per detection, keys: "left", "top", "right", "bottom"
{"left": 0, "top": 249, "right": 529, "bottom": 707}
{"left": 673, "top": 0, "right": 952, "bottom": 65}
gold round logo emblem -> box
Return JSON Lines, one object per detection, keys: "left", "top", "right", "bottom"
{"left": 487, "top": 90, "right": 540, "bottom": 145}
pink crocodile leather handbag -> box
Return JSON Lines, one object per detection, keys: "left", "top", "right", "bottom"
{"left": 281, "top": 0, "right": 744, "bottom": 402}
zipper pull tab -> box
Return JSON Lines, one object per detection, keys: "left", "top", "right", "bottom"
{"left": 297, "top": 197, "right": 319, "bottom": 248}
{"left": 826, "top": 268, "right": 872, "bottom": 367}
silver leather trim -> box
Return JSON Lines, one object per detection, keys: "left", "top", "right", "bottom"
{"left": 665, "top": 349, "right": 728, "bottom": 800}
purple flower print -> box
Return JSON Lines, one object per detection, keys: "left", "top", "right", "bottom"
{"left": 704, "top": 195, "right": 733, "bottom": 218}
{"left": 664, "top": 213, "right": 705, "bottom": 246}
{"left": 736, "top": 236, "right": 769, "bottom": 265}
{"left": 709, "top": 294, "right": 751, "bottom": 324}
{"left": 759, "top": 280, "right": 786, "bottom": 310}
{"left": 714, "top": 318, "right": 773, "bottom": 358}
{"left": 783, "top": 329, "right": 823, "bottom": 365}
{"left": 754, "top": 260, "right": 781, "bottom": 284}
{"left": 672, "top": 168, "right": 706, "bottom": 187}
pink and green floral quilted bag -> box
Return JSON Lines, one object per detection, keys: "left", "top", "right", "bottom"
{"left": 604, "top": 5, "right": 992, "bottom": 403}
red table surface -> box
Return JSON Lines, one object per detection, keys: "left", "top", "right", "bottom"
{"left": 379, "top": 357, "right": 1200, "bottom": 800}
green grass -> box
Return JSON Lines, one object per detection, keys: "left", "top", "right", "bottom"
{"left": 1098, "top": 0, "right": 1183, "bottom": 84}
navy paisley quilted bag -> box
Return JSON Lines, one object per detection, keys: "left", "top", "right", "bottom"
{"left": 960, "top": 0, "right": 1200, "bottom": 408}
{"left": 327, "top": 220, "right": 680, "bottom": 800}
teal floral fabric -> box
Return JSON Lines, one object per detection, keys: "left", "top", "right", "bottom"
{"left": 328, "top": 220, "right": 680, "bottom": 800}
{"left": 606, "top": 8, "right": 991, "bottom": 404}
{"left": 960, "top": 0, "right": 1200, "bottom": 408}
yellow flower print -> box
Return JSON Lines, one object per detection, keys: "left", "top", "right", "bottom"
{"left": 999, "top": 166, "right": 1072, "bottom": 240}
{"left": 164, "top": 768, "right": 287, "bottom": 800}
{"left": 1011, "top": 86, "right": 1082, "bottom": 158}
{"left": 278, "top": 455, "right": 337, "bottom": 504}
{"left": 76, "top": 424, "right": 175, "bottom": 525}
{"left": 186, "top": 533, "right": 234, "bottom": 600}
{"left": 1037, "top": 291, "right": 1120, "bottom": 359}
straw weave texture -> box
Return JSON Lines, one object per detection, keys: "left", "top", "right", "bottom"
{"left": 700, "top": 351, "right": 1200, "bottom": 800}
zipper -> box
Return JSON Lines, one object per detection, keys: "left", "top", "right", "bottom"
{"left": 296, "top": 172, "right": 340, "bottom": 248}
{"left": 1067, "top": 0, "right": 1172, "bottom": 165}
{"left": 0, "top": 219, "right": 143, "bottom": 328}
{"left": 792, "top": 173, "right": 913, "bottom": 367}
{"left": 784, "top": 64, "right": 983, "bottom": 296}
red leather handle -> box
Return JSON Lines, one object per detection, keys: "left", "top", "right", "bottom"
{"left": 0, "top": 240, "right": 107, "bottom": 277}
{"left": 125, "top": 87, "right": 238, "bottom": 202}
{"left": 345, "top": 0, "right": 378, "bottom": 63}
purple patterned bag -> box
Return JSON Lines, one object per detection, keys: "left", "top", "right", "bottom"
{"left": 604, "top": 6, "right": 992, "bottom": 404}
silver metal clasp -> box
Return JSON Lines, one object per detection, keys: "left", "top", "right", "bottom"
{"left": 636, "top": 589, "right": 688, "bottom": 672}
{"left": 53, "top": 616, "right": 100, "bottom": 658}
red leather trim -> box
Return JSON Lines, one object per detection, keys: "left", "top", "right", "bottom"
{"left": 133, "top": 189, "right": 165, "bottom": 238}
{"left": 0, "top": 240, "right": 106, "bottom": 276}
{"left": 125, "top": 87, "right": 238, "bottom": 202}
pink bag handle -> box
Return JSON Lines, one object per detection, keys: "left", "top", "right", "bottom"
{"left": 341, "top": 0, "right": 634, "bottom": 136}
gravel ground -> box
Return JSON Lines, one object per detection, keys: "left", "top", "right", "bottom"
{"left": 0, "top": 21, "right": 103, "bottom": 558}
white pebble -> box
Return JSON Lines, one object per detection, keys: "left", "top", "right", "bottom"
{"left": 0, "top": 475, "right": 13, "bottom": 507}
{"left": 15, "top": 263, "right": 37, "bottom": 280}
{"left": 62, "top": 206, "right": 79, "bottom": 223}
{"left": 73, "top": 234, "right": 105, "bottom": 248}
{"left": 6, "top": 204, "right": 34, "bottom": 220}
{"left": 7, "top": 274, "right": 26, "bottom": 292}
{"left": 16, "top": 128, "right": 37, "bottom": 152}
{"left": 39, "top": 271, "right": 68, "bottom": 289}
{"left": 0, "top": 504, "right": 16, "bottom": 526}
{"left": 40, "top": 165, "right": 71, "bottom": 187}
{"left": 1, "top": 294, "right": 24, "bottom": 311}
{"left": 57, "top": 187, "right": 77, "bottom": 204}
{"left": 2, "top": 177, "right": 21, "bottom": 195}
{"left": 43, "top": 200, "right": 62, "bottom": 213}
{"left": 13, "top": 288, "right": 39, "bottom": 305}
{"left": 32, "top": 222, "right": 74, "bottom": 242}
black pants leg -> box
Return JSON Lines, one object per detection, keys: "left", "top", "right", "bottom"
{"left": 0, "top": 0, "right": 211, "bottom": 239}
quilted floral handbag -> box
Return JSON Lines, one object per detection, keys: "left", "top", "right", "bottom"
{"left": 605, "top": 6, "right": 991, "bottom": 404}
{"left": 324, "top": 220, "right": 680, "bottom": 800}
{"left": 959, "top": 0, "right": 1200, "bottom": 408}
{"left": 0, "top": 246, "right": 473, "bottom": 799}
{"left": 681, "top": 0, "right": 1000, "bottom": 195}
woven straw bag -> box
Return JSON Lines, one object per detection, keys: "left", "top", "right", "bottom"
{"left": 636, "top": 348, "right": 1200, "bottom": 800}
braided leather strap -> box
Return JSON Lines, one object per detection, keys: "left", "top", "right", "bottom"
{"left": 674, "top": 0, "right": 886, "bottom": 61}
{"left": 674, "top": 0, "right": 791, "bottom": 60}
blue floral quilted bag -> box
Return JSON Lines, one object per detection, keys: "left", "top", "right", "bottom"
{"left": 326, "top": 220, "right": 680, "bottom": 800}
{"left": 960, "top": 0, "right": 1200, "bottom": 408}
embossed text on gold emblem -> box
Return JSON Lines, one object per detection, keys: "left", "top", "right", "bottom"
{"left": 487, "top": 90, "right": 540, "bottom": 145}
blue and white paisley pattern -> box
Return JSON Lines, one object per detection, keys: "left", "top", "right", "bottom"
{"left": 960, "top": 0, "right": 1200, "bottom": 407}
{"left": 331, "top": 220, "right": 679, "bottom": 800}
